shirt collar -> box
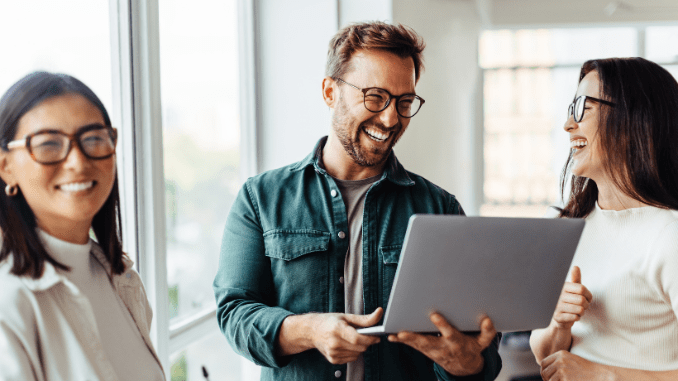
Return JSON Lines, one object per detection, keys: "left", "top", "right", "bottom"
{"left": 292, "top": 136, "right": 414, "bottom": 187}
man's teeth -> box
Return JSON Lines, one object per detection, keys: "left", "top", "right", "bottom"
{"left": 570, "top": 140, "right": 588, "bottom": 149}
{"left": 365, "top": 127, "right": 388, "bottom": 141}
{"left": 59, "top": 181, "right": 94, "bottom": 192}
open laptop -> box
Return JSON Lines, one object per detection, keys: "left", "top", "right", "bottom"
{"left": 357, "top": 214, "right": 585, "bottom": 335}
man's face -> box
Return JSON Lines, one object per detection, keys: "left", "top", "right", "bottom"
{"left": 331, "top": 49, "right": 416, "bottom": 167}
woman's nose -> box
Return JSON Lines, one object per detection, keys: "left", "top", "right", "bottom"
{"left": 563, "top": 115, "right": 577, "bottom": 132}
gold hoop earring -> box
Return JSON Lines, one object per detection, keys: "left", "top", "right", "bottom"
{"left": 5, "top": 184, "right": 18, "bottom": 197}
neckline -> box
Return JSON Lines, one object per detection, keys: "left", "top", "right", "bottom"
{"left": 594, "top": 201, "right": 661, "bottom": 216}
{"left": 38, "top": 230, "right": 92, "bottom": 271}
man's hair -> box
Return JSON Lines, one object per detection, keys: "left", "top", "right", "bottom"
{"left": 326, "top": 21, "right": 425, "bottom": 82}
{"left": 558, "top": 57, "right": 678, "bottom": 218}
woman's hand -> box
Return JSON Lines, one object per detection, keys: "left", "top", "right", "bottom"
{"left": 551, "top": 266, "right": 592, "bottom": 330}
{"left": 540, "top": 350, "right": 613, "bottom": 381}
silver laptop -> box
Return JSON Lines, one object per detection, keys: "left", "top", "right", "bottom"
{"left": 357, "top": 214, "right": 585, "bottom": 335}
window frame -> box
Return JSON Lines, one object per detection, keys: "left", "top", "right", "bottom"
{"left": 109, "top": 0, "right": 258, "bottom": 372}
{"left": 477, "top": 26, "right": 678, "bottom": 215}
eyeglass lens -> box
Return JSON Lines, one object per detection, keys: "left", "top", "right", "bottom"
{"left": 29, "top": 127, "right": 116, "bottom": 163}
{"left": 568, "top": 96, "right": 587, "bottom": 122}
{"left": 364, "top": 88, "right": 422, "bottom": 117}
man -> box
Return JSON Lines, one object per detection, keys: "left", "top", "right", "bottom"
{"left": 213, "top": 21, "right": 502, "bottom": 381}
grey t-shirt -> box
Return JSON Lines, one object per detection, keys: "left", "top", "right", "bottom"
{"left": 333, "top": 174, "right": 380, "bottom": 381}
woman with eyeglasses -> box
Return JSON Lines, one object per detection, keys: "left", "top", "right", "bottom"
{"left": 0, "top": 72, "right": 164, "bottom": 380}
{"left": 530, "top": 57, "right": 678, "bottom": 380}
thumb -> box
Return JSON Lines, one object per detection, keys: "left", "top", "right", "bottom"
{"left": 344, "top": 307, "right": 384, "bottom": 328}
{"left": 571, "top": 266, "right": 582, "bottom": 284}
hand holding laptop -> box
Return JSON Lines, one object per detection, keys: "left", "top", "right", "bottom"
{"left": 387, "top": 312, "right": 497, "bottom": 376}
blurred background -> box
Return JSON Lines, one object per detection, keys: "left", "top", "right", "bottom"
{"left": 1, "top": 0, "right": 677, "bottom": 380}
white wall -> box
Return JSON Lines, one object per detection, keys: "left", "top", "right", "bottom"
{"left": 254, "top": 0, "right": 337, "bottom": 172}
{"left": 253, "top": 0, "right": 483, "bottom": 213}
{"left": 392, "top": 0, "right": 482, "bottom": 214}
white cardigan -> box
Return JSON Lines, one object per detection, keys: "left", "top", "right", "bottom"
{"left": 0, "top": 238, "right": 164, "bottom": 381}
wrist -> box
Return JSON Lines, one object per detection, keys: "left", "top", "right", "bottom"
{"left": 278, "top": 314, "right": 317, "bottom": 355}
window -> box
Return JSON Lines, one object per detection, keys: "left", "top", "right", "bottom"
{"left": 0, "top": 1, "right": 112, "bottom": 117}
{"left": 477, "top": 27, "right": 678, "bottom": 217}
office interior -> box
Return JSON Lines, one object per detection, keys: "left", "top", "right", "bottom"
{"left": 1, "top": 0, "right": 677, "bottom": 380}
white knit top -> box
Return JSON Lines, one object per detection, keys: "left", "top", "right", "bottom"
{"left": 39, "top": 231, "right": 164, "bottom": 381}
{"left": 569, "top": 203, "right": 678, "bottom": 370}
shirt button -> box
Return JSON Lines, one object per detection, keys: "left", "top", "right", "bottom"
{"left": 331, "top": 189, "right": 338, "bottom": 197}
{"left": 335, "top": 370, "right": 342, "bottom": 378}
{"left": 339, "top": 276, "right": 344, "bottom": 284}
{"left": 338, "top": 231, "right": 346, "bottom": 239}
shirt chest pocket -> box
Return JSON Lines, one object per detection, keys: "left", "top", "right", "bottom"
{"left": 262, "top": 229, "right": 331, "bottom": 312}
{"left": 380, "top": 244, "right": 402, "bottom": 308}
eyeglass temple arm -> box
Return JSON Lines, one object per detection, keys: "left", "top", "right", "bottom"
{"left": 6, "top": 139, "right": 26, "bottom": 149}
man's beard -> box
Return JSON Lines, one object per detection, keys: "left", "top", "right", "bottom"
{"left": 331, "top": 99, "right": 402, "bottom": 167}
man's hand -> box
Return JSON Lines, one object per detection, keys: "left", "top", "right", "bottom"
{"left": 310, "top": 308, "right": 383, "bottom": 364}
{"left": 387, "top": 313, "right": 496, "bottom": 376}
{"left": 552, "top": 266, "right": 593, "bottom": 330}
{"left": 541, "top": 350, "right": 612, "bottom": 381}
{"left": 278, "top": 308, "right": 384, "bottom": 363}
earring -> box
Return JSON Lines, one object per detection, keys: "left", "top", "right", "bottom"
{"left": 5, "top": 184, "right": 18, "bottom": 197}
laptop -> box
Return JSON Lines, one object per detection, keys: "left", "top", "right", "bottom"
{"left": 357, "top": 214, "right": 585, "bottom": 335}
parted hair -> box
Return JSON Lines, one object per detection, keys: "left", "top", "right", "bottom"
{"left": 0, "top": 71, "right": 125, "bottom": 278}
{"left": 326, "top": 21, "right": 425, "bottom": 82}
{"left": 559, "top": 57, "right": 678, "bottom": 218}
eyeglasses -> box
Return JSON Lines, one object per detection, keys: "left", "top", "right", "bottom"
{"left": 6, "top": 124, "right": 117, "bottom": 165}
{"left": 334, "top": 78, "right": 425, "bottom": 118}
{"left": 568, "top": 95, "right": 616, "bottom": 123}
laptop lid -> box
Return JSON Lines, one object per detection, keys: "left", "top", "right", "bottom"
{"left": 360, "top": 214, "right": 584, "bottom": 334}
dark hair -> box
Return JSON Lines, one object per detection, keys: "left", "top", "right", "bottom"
{"left": 326, "top": 21, "right": 425, "bottom": 82}
{"left": 0, "top": 71, "right": 125, "bottom": 278}
{"left": 559, "top": 58, "right": 678, "bottom": 218}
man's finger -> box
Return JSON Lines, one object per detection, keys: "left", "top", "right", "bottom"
{"left": 430, "top": 313, "right": 459, "bottom": 339}
{"left": 571, "top": 265, "right": 581, "bottom": 284}
{"left": 390, "top": 331, "right": 435, "bottom": 353}
{"left": 476, "top": 317, "right": 496, "bottom": 349}
{"left": 343, "top": 307, "right": 383, "bottom": 328}
{"left": 339, "top": 326, "right": 380, "bottom": 348}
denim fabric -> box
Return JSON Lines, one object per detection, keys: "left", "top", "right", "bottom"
{"left": 214, "top": 137, "right": 501, "bottom": 381}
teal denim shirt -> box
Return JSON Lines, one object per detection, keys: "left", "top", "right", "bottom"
{"left": 214, "top": 137, "right": 502, "bottom": 381}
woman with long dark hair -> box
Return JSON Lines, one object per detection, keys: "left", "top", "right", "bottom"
{"left": 0, "top": 72, "right": 164, "bottom": 380}
{"left": 530, "top": 58, "right": 678, "bottom": 380}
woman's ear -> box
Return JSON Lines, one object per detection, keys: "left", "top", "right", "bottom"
{"left": 322, "top": 77, "right": 337, "bottom": 108}
{"left": 0, "top": 152, "right": 16, "bottom": 186}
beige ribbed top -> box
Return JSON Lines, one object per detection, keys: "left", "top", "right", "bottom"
{"left": 569, "top": 203, "right": 678, "bottom": 370}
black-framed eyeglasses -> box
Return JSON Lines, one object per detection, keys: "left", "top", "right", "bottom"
{"left": 6, "top": 123, "right": 118, "bottom": 165}
{"left": 334, "top": 78, "right": 425, "bottom": 118}
{"left": 568, "top": 95, "right": 616, "bottom": 123}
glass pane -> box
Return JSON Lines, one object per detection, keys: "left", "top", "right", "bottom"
{"left": 550, "top": 28, "right": 637, "bottom": 66}
{"left": 646, "top": 26, "right": 678, "bottom": 63}
{"left": 480, "top": 28, "right": 640, "bottom": 217}
{"left": 480, "top": 28, "right": 637, "bottom": 69}
{"left": 0, "top": 1, "right": 112, "bottom": 114}
{"left": 170, "top": 326, "right": 260, "bottom": 381}
{"left": 160, "top": 0, "right": 241, "bottom": 322}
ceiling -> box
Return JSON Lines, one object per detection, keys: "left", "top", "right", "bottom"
{"left": 478, "top": 0, "right": 678, "bottom": 28}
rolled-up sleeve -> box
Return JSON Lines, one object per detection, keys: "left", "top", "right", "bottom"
{"left": 213, "top": 182, "right": 294, "bottom": 368}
